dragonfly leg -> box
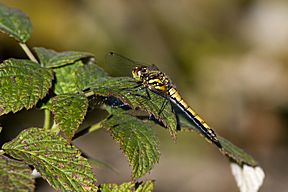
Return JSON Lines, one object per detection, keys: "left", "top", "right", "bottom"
{"left": 158, "top": 99, "right": 169, "bottom": 115}
{"left": 159, "top": 99, "right": 180, "bottom": 130}
{"left": 145, "top": 88, "right": 151, "bottom": 100}
{"left": 132, "top": 86, "right": 151, "bottom": 99}
{"left": 175, "top": 113, "right": 181, "bottom": 130}
{"left": 126, "top": 87, "right": 151, "bottom": 100}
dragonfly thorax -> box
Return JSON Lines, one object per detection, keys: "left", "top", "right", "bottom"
{"left": 132, "top": 65, "right": 173, "bottom": 93}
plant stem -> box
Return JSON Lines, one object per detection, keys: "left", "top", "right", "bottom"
{"left": 50, "top": 122, "right": 59, "bottom": 133}
{"left": 89, "top": 121, "right": 102, "bottom": 132}
{"left": 73, "top": 121, "right": 103, "bottom": 140}
{"left": 44, "top": 109, "right": 51, "bottom": 129}
{"left": 19, "top": 43, "right": 38, "bottom": 63}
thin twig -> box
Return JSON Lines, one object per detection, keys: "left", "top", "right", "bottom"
{"left": 43, "top": 109, "right": 51, "bottom": 129}
{"left": 19, "top": 43, "right": 38, "bottom": 63}
{"left": 73, "top": 121, "right": 103, "bottom": 140}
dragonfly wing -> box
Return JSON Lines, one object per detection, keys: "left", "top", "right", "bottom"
{"left": 105, "top": 52, "right": 146, "bottom": 77}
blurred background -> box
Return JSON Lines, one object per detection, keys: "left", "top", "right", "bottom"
{"left": 1, "top": 0, "right": 288, "bottom": 191}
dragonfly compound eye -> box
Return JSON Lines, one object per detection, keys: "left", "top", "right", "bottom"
{"left": 132, "top": 67, "right": 143, "bottom": 82}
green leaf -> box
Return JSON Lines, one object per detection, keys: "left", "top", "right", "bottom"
{"left": 135, "top": 181, "right": 154, "bottom": 192}
{"left": 53, "top": 61, "right": 83, "bottom": 94}
{"left": 2, "top": 128, "right": 98, "bottom": 192}
{"left": 0, "top": 3, "right": 32, "bottom": 43}
{"left": 51, "top": 93, "right": 88, "bottom": 141}
{"left": 32, "top": 47, "right": 107, "bottom": 94}
{"left": 53, "top": 60, "right": 107, "bottom": 94}
{"left": 179, "top": 117, "right": 259, "bottom": 167}
{"left": 91, "top": 77, "right": 177, "bottom": 138}
{"left": 33, "top": 47, "right": 94, "bottom": 68}
{"left": 0, "top": 59, "right": 53, "bottom": 116}
{"left": 101, "top": 109, "right": 160, "bottom": 178}
{"left": 218, "top": 136, "right": 258, "bottom": 167}
{"left": 99, "top": 180, "right": 153, "bottom": 192}
{"left": 0, "top": 155, "right": 35, "bottom": 192}
{"left": 75, "top": 63, "right": 108, "bottom": 90}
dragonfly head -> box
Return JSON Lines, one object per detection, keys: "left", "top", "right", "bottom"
{"left": 132, "top": 66, "right": 148, "bottom": 82}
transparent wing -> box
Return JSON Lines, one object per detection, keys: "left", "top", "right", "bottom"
{"left": 105, "top": 52, "right": 146, "bottom": 77}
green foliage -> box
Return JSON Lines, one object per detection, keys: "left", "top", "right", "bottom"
{"left": 51, "top": 93, "right": 88, "bottom": 141}
{"left": 53, "top": 61, "right": 84, "bottom": 94}
{"left": 32, "top": 47, "right": 107, "bottom": 95}
{"left": 179, "top": 117, "right": 259, "bottom": 167}
{"left": 0, "top": 155, "right": 35, "bottom": 192}
{"left": 102, "top": 109, "right": 160, "bottom": 178}
{"left": 33, "top": 47, "right": 107, "bottom": 94}
{"left": 91, "top": 77, "right": 177, "bottom": 138}
{"left": 0, "top": 59, "right": 53, "bottom": 116}
{"left": 218, "top": 136, "right": 258, "bottom": 167}
{"left": 0, "top": 2, "right": 263, "bottom": 192}
{"left": 0, "top": 2, "right": 158, "bottom": 191}
{"left": 33, "top": 47, "right": 94, "bottom": 68}
{"left": 52, "top": 60, "right": 107, "bottom": 94}
{"left": 99, "top": 180, "right": 153, "bottom": 192}
{"left": 75, "top": 62, "right": 108, "bottom": 90}
{"left": 2, "top": 128, "right": 98, "bottom": 192}
{"left": 0, "top": 3, "right": 31, "bottom": 42}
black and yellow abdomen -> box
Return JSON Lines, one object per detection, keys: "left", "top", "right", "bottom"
{"left": 167, "top": 87, "right": 221, "bottom": 147}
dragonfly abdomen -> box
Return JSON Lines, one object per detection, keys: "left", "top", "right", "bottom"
{"left": 167, "top": 87, "right": 221, "bottom": 148}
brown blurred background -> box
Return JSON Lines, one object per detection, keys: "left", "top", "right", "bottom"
{"left": 1, "top": 0, "right": 288, "bottom": 191}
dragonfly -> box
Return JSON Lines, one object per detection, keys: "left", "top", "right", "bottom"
{"left": 106, "top": 52, "right": 222, "bottom": 148}
{"left": 104, "top": 52, "right": 266, "bottom": 192}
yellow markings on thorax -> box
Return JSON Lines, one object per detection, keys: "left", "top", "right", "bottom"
{"left": 148, "top": 78, "right": 162, "bottom": 84}
{"left": 155, "top": 85, "right": 167, "bottom": 92}
{"left": 148, "top": 78, "right": 167, "bottom": 92}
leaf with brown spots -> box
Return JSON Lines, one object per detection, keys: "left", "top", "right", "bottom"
{"left": 0, "top": 3, "right": 32, "bottom": 43}
{"left": 2, "top": 128, "right": 97, "bottom": 192}
{"left": 0, "top": 155, "right": 35, "bottom": 192}
{"left": 101, "top": 109, "right": 160, "bottom": 179}
{"left": 0, "top": 59, "right": 53, "bottom": 116}
{"left": 51, "top": 93, "right": 88, "bottom": 141}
